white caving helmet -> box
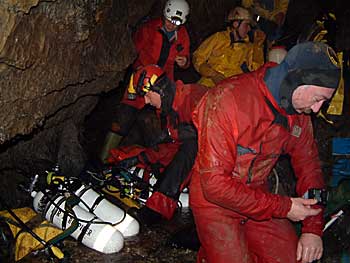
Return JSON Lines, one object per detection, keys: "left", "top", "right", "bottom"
{"left": 163, "top": 0, "right": 190, "bottom": 26}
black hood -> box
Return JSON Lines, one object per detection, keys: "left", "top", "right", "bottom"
{"left": 266, "top": 41, "right": 341, "bottom": 114}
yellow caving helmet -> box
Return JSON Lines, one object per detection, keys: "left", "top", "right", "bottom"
{"left": 127, "top": 65, "right": 166, "bottom": 100}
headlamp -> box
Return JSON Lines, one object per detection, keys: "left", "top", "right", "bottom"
{"left": 170, "top": 16, "right": 182, "bottom": 26}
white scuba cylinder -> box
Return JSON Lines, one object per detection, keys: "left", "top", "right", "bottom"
{"left": 74, "top": 184, "right": 140, "bottom": 237}
{"left": 130, "top": 167, "right": 190, "bottom": 208}
{"left": 179, "top": 189, "right": 189, "bottom": 208}
{"left": 268, "top": 46, "right": 287, "bottom": 64}
{"left": 32, "top": 191, "right": 124, "bottom": 254}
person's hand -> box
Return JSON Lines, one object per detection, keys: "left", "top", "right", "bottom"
{"left": 175, "top": 55, "right": 187, "bottom": 67}
{"left": 286, "top": 198, "right": 321, "bottom": 222}
{"left": 149, "top": 129, "right": 173, "bottom": 147}
{"left": 297, "top": 233, "right": 323, "bottom": 263}
{"left": 254, "top": 29, "right": 266, "bottom": 46}
{"left": 212, "top": 72, "right": 226, "bottom": 84}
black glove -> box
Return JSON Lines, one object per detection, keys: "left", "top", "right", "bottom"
{"left": 149, "top": 162, "right": 164, "bottom": 179}
{"left": 118, "top": 156, "right": 140, "bottom": 169}
{"left": 149, "top": 129, "right": 174, "bottom": 147}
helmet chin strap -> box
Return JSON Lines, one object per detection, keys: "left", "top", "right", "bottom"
{"left": 230, "top": 21, "right": 245, "bottom": 43}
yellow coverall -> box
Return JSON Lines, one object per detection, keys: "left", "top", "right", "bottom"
{"left": 193, "top": 28, "right": 264, "bottom": 88}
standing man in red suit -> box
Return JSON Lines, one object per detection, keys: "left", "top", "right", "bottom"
{"left": 100, "top": 0, "right": 191, "bottom": 162}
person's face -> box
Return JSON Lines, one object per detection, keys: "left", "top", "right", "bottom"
{"left": 292, "top": 85, "right": 335, "bottom": 114}
{"left": 234, "top": 20, "right": 251, "bottom": 38}
{"left": 164, "top": 19, "right": 179, "bottom": 32}
{"left": 144, "top": 91, "right": 161, "bottom": 109}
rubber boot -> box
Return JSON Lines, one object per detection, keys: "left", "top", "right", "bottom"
{"left": 99, "top": 131, "right": 123, "bottom": 163}
{"left": 167, "top": 223, "right": 200, "bottom": 251}
{"left": 128, "top": 206, "right": 162, "bottom": 227}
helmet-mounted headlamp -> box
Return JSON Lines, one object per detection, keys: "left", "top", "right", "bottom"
{"left": 163, "top": 0, "right": 189, "bottom": 25}
{"left": 170, "top": 16, "right": 182, "bottom": 26}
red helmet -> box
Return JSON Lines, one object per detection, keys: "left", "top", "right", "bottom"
{"left": 127, "top": 65, "right": 165, "bottom": 99}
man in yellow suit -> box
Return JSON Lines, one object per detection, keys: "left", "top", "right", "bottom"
{"left": 193, "top": 6, "right": 265, "bottom": 88}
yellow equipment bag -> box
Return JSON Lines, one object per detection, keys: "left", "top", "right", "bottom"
{"left": 0, "top": 207, "right": 63, "bottom": 261}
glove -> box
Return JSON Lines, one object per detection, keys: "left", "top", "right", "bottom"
{"left": 149, "top": 162, "right": 164, "bottom": 179}
{"left": 117, "top": 156, "right": 140, "bottom": 169}
{"left": 254, "top": 29, "right": 266, "bottom": 46}
{"left": 149, "top": 129, "right": 174, "bottom": 147}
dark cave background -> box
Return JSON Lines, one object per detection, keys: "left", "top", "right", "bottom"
{"left": 0, "top": 0, "right": 350, "bottom": 262}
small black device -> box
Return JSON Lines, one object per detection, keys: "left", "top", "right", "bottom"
{"left": 308, "top": 188, "right": 328, "bottom": 206}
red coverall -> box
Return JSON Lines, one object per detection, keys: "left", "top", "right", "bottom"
{"left": 139, "top": 80, "right": 207, "bottom": 219}
{"left": 133, "top": 17, "right": 190, "bottom": 81}
{"left": 190, "top": 64, "right": 325, "bottom": 263}
{"left": 116, "top": 17, "right": 191, "bottom": 134}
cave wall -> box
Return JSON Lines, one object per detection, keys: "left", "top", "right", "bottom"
{"left": 1, "top": 0, "right": 133, "bottom": 142}
{"left": 0, "top": 0, "right": 150, "bottom": 206}
{"left": 0, "top": 0, "right": 242, "bottom": 206}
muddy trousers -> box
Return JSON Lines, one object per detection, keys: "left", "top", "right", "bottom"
{"left": 192, "top": 206, "right": 298, "bottom": 263}
{"left": 146, "top": 138, "right": 198, "bottom": 219}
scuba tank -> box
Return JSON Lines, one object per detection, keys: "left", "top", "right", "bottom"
{"left": 32, "top": 190, "right": 124, "bottom": 254}
{"left": 46, "top": 164, "right": 139, "bottom": 237}
{"left": 179, "top": 189, "right": 189, "bottom": 208}
{"left": 74, "top": 183, "right": 140, "bottom": 237}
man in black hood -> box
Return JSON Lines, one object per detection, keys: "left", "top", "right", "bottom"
{"left": 264, "top": 41, "right": 340, "bottom": 114}
{"left": 190, "top": 41, "right": 341, "bottom": 263}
